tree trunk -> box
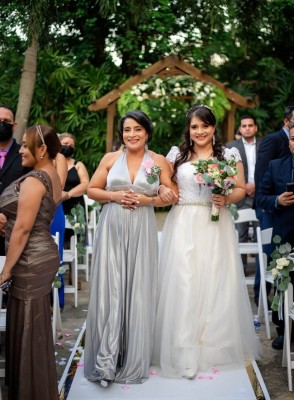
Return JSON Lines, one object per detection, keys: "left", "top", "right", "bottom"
{"left": 14, "top": 36, "right": 38, "bottom": 143}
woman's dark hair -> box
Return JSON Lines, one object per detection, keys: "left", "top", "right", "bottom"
{"left": 172, "top": 105, "right": 224, "bottom": 181}
{"left": 25, "top": 125, "right": 61, "bottom": 159}
{"left": 284, "top": 105, "right": 294, "bottom": 120}
{"left": 118, "top": 110, "right": 153, "bottom": 144}
{"left": 0, "top": 104, "right": 15, "bottom": 120}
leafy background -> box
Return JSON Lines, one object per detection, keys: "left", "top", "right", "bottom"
{"left": 1, "top": 0, "right": 294, "bottom": 175}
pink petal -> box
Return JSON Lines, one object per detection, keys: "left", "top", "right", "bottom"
{"left": 198, "top": 375, "right": 213, "bottom": 380}
{"left": 121, "top": 386, "right": 130, "bottom": 390}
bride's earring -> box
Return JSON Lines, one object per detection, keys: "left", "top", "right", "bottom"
{"left": 145, "top": 140, "right": 148, "bottom": 151}
{"left": 190, "top": 138, "right": 193, "bottom": 146}
{"left": 212, "top": 136, "right": 215, "bottom": 146}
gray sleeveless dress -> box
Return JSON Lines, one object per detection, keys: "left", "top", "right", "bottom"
{"left": 84, "top": 151, "right": 159, "bottom": 384}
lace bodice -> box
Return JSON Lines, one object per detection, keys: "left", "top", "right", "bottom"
{"left": 166, "top": 146, "right": 241, "bottom": 204}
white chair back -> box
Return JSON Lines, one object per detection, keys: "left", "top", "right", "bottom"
{"left": 235, "top": 208, "right": 258, "bottom": 224}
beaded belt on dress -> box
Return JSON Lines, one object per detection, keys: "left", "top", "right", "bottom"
{"left": 176, "top": 202, "right": 211, "bottom": 207}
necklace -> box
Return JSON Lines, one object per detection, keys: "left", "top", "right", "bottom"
{"left": 190, "top": 151, "right": 214, "bottom": 161}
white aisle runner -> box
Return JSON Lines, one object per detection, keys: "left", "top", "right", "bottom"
{"left": 68, "top": 354, "right": 256, "bottom": 400}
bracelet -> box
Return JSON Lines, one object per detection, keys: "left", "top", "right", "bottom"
{"left": 157, "top": 185, "right": 164, "bottom": 196}
{"left": 149, "top": 197, "right": 156, "bottom": 207}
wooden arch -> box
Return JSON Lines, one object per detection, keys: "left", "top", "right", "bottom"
{"left": 88, "top": 54, "right": 254, "bottom": 152}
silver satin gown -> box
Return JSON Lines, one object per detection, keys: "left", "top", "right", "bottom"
{"left": 84, "top": 151, "right": 159, "bottom": 384}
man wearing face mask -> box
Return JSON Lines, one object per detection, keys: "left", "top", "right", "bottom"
{"left": 0, "top": 104, "right": 30, "bottom": 255}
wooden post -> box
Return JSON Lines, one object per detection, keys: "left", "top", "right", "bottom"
{"left": 106, "top": 102, "right": 116, "bottom": 153}
{"left": 222, "top": 103, "right": 236, "bottom": 143}
{"left": 227, "top": 103, "right": 236, "bottom": 142}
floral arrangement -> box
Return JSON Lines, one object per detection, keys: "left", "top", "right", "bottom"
{"left": 192, "top": 156, "right": 238, "bottom": 221}
{"left": 267, "top": 235, "right": 294, "bottom": 316}
{"left": 141, "top": 159, "right": 162, "bottom": 184}
{"left": 67, "top": 204, "right": 87, "bottom": 256}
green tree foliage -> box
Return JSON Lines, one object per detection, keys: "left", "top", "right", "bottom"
{"left": 1, "top": 0, "right": 293, "bottom": 174}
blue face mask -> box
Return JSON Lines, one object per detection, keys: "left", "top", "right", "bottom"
{"left": 0, "top": 121, "right": 13, "bottom": 141}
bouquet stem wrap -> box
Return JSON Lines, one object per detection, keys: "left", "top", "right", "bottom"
{"left": 211, "top": 203, "right": 220, "bottom": 221}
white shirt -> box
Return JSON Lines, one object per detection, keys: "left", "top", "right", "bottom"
{"left": 242, "top": 138, "right": 256, "bottom": 183}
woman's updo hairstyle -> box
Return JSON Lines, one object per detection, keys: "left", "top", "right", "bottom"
{"left": 25, "top": 125, "right": 61, "bottom": 159}
{"left": 118, "top": 110, "right": 153, "bottom": 144}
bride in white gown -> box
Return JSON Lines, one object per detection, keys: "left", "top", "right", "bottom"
{"left": 152, "top": 105, "right": 261, "bottom": 379}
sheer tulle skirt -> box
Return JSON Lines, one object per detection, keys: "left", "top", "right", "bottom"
{"left": 152, "top": 205, "right": 261, "bottom": 378}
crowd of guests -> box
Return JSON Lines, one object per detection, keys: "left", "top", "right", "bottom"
{"left": 0, "top": 102, "right": 293, "bottom": 398}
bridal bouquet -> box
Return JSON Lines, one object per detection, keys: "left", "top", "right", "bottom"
{"left": 141, "top": 159, "right": 162, "bottom": 184}
{"left": 267, "top": 235, "right": 294, "bottom": 317}
{"left": 192, "top": 157, "right": 238, "bottom": 221}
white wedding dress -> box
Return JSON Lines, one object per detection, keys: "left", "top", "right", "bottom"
{"left": 152, "top": 146, "right": 261, "bottom": 378}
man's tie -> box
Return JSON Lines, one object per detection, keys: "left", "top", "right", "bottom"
{"left": 0, "top": 150, "right": 8, "bottom": 169}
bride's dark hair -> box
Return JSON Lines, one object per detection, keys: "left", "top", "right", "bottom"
{"left": 172, "top": 105, "right": 224, "bottom": 182}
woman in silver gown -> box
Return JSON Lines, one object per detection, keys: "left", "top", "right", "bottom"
{"left": 84, "top": 110, "right": 177, "bottom": 386}
{"left": 153, "top": 105, "right": 261, "bottom": 379}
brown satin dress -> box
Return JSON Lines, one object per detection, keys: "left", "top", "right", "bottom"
{"left": 0, "top": 170, "right": 59, "bottom": 400}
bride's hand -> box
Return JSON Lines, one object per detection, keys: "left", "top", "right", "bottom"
{"left": 212, "top": 194, "right": 226, "bottom": 208}
{"left": 158, "top": 186, "right": 178, "bottom": 203}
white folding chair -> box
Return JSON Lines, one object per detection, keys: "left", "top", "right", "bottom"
{"left": 257, "top": 228, "right": 273, "bottom": 339}
{"left": 63, "top": 220, "right": 78, "bottom": 307}
{"left": 283, "top": 283, "right": 294, "bottom": 391}
{"left": 234, "top": 208, "right": 259, "bottom": 286}
{"left": 83, "top": 195, "right": 99, "bottom": 280}
{"left": 51, "top": 233, "right": 62, "bottom": 343}
{"left": 234, "top": 209, "right": 274, "bottom": 338}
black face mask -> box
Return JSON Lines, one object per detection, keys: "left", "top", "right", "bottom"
{"left": 60, "top": 145, "right": 74, "bottom": 158}
{"left": 0, "top": 121, "right": 13, "bottom": 142}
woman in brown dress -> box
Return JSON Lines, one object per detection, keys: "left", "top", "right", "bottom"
{"left": 0, "top": 125, "right": 62, "bottom": 400}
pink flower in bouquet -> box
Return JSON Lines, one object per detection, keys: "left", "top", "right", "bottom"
{"left": 194, "top": 173, "right": 205, "bottom": 184}
{"left": 192, "top": 156, "right": 238, "bottom": 221}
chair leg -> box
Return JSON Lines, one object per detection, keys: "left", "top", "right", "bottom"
{"left": 284, "top": 287, "right": 293, "bottom": 391}
{"left": 52, "top": 287, "right": 58, "bottom": 344}
{"left": 259, "top": 278, "right": 271, "bottom": 339}
{"left": 74, "top": 259, "right": 78, "bottom": 308}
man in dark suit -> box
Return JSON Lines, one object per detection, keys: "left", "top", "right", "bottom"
{"left": 255, "top": 124, "right": 294, "bottom": 349}
{"left": 0, "top": 104, "right": 29, "bottom": 255}
{"left": 255, "top": 106, "right": 294, "bottom": 224}
{"left": 254, "top": 105, "right": 294, "bottom": 349}
{"left": 227, "top": 115, "right": 261, "bottom": 268}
